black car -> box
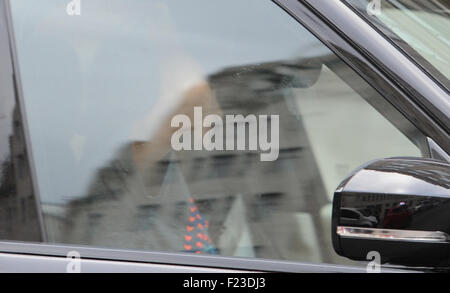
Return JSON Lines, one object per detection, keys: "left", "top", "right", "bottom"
{"left": 0, "top": 0, "right": 448, "bottom": 273}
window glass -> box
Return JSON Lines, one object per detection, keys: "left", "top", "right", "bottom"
{"left": 9, "top": 0, "right": 427, "bottom": 265}
{"left": 346, "top": 0, "right": 450, "bottom": 80}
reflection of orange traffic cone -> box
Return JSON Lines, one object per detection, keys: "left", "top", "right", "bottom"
{"left": 183, "top": 197, "right": 217, "bottom": 254}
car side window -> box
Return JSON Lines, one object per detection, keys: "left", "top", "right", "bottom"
{"left": 4, "top": 0, "right": 429, "bottom": 266}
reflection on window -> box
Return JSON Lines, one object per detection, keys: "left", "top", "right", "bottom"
{"left": 9, "top": 0, "right": 426, "bottom": 265}
{"left": 0, "top": 104, "right": 41, "bottom": 241}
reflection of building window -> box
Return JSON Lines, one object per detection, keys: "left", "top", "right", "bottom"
{"left": 17, "top": 154, "right": 25, "bottom": 179}
{"left": 6, "top": 207, "right": 12, "bottom": 224}
{"left": 20, "top": 198, "right": 26, "bottom": 223}
{"left": 134, "top": 204, "right": 161, "bottom": 232}
{"left": 85, "top": 213, "right": 103, "bottom": 242}
{"left": 14, "top": 120, "right": 22, "bottom": 142}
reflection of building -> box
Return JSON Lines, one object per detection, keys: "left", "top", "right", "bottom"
{"left": 60, "top": 60, "right": 333, "bottom": 262}
{"left": 0, "top": 105, "right": 41, "bottom": 241}
{"left": 341, "top": 193, "right": 421, "bottom": 223}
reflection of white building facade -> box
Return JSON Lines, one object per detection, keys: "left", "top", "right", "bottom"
{"left": 55, "top": 61, "right": 335, "bottom": 263}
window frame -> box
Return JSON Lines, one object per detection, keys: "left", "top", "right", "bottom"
{"left": 0, "top": 0, "right": 447, "bottom": 272}
{"left": 276, "top": 0, "right": 449, "bottom": 151}
{"left": 0, "top": 241, "right": 409, "bottom": 273}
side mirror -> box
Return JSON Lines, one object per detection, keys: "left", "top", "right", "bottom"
{"left": 332, "top": 157, "right": 450, "bottom": 267}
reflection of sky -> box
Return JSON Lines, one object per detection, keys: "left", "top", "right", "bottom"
{"left": 345, "top": 170, "right": 450, "bottom": 198}
{"left": 10, "top": 0, "right": 330, "bottom": 204}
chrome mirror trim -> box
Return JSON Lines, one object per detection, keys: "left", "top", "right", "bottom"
{"left": 337, "top": 226, "right": 450, "bottom": 243}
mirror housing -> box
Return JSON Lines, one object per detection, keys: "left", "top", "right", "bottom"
{"left": 332, "top": 157, "right": 450, "bottom": 267}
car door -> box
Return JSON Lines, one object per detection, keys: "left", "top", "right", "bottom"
{"left": 0, "top": 0, "right": 447, "bottom": 273}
